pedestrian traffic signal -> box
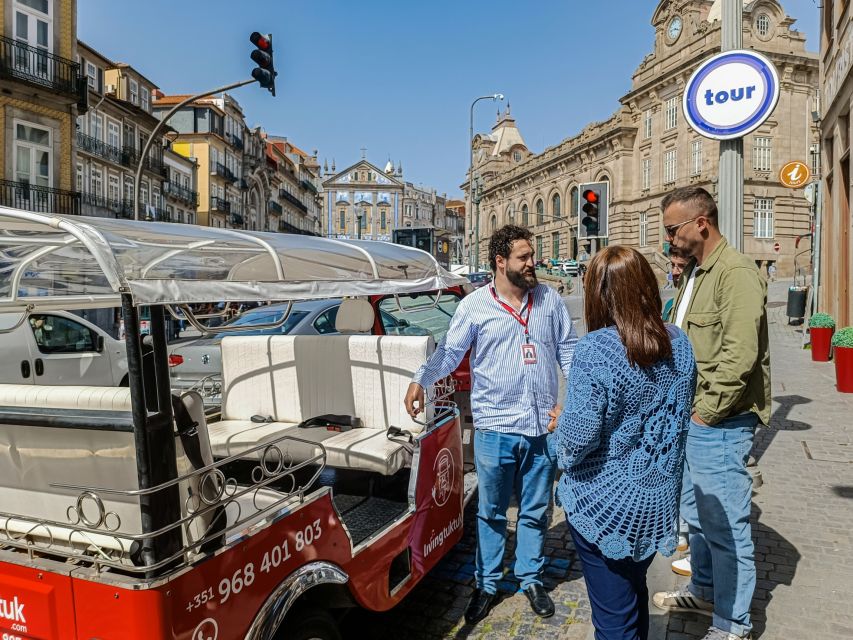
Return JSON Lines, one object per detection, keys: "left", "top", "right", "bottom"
{"left": 577, "top": 181, "right": 609, "bottom": 239}
{"left": 250, "top": 32, "right": 276, "bottom": 96}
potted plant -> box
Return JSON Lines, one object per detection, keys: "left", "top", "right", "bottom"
{"left": 808, "top": 312, "right": 835, "bottom": 362}
{"left": 831, "top": 327, "right": 853, "bottom": 393}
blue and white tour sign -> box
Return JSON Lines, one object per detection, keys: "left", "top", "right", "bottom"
{"left": 683, "top": 50, "right": 780, "bottom": 140}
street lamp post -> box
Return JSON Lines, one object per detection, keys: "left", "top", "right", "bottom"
{"left": 472, "top": 176, "right": 483, "bottom": 269}
{"left": 469, "top": 93, "right": 504, "bottom": 271}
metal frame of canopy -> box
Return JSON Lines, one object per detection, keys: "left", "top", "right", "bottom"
{"left": 0, "top": 208, "right": 467, "bottom": 313}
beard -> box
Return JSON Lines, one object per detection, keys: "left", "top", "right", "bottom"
{"left": 507, "top": 265, "right": 537, "bottom": 290}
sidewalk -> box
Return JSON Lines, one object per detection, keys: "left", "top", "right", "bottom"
{"left": 658, "top": 280, "right": 853, "bottom": 639}
{"left": 344, "top": 279, "right": 853, "bottom": 639}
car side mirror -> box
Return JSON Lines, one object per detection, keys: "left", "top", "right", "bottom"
{"left": 96, "top": 335, "right": 105, "bottom": 353}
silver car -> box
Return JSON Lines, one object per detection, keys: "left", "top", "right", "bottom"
{"left": 168, "top": 298, "right": 428, "bottom": 393}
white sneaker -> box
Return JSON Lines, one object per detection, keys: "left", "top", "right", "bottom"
{"left": 700, "top": 627, "right": 752, "bottom": 640}
{"left": 677, "top": 533, "right": 689, "bottom": 552}
{"left": 653, "top": 584, "right": 713, "bottom": 616}
{"left": 671, "top": 555, "right": 692, "bottom": 576}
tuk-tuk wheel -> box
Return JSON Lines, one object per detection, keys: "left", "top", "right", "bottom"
{"left": 279, "top": 608, "right": 341, "bottom": 640}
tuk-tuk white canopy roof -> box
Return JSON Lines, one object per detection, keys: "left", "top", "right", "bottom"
{"left": 0, "top": 209, "right": 467, "bottom": 311}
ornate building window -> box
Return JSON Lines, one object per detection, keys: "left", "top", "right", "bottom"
{"left": 754, "top": 198, "right": 774, "bottom": 238}
{"left": 691, "top": 139, "right": 703, "bottom": 176}
{"left": 639, "top": 212, "right": 648, "bottom": 247}
{"left": 642, "top": 158, "right": 652, "bottom": 190}
{"left": 536, "top": 199, "right": 544, "bottom": 225}
{"left": 522, "top": 203, "right": 529, "bottom": 226}
{"left": 551, "top": 232, "right": 560, "bottom": 259}
{"left": 552, "top": 193, "right": 561, "bottom": 218}
{"left": 665, "top": 97, "right": 678, "bottom": 130}
{"left": 536, "top": 235, "right": 544, "bottom": 260}
{"left": 490, "top": 214, "right": 497, "bottom": 234}
{"left": 513, "top": 150, "right": 522, "bottom": 162}
{"left": 570, "top": 186, "right": 578, "bottom": 217}
{"left": 753, "top": 137, "right": 772, "bottom": 172}
{"left": 663, "top": 149, "right": 677, "bottom": 185}
{"left": 644, "top": 109, "right": 653, "bottom": 139}
{"left": 756, "top": 13, "right": 771, "bottom": 37}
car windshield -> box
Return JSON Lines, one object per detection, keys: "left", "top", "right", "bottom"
{"left": 467, "top": 273, "right": 490, "bottom": 284}
{"left": 214, "top": 309, "right": 308, "bottom": 339}
{"left": 378, "top": 292, "right": 461, "bottom": 342}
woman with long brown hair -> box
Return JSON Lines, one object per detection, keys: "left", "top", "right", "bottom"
{"left": 555, "top": 245, "right": 696, "bottom": 640}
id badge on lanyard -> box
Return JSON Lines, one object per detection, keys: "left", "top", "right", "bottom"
{"left": 490, "top": 287, "right": 537, "bottom": 365}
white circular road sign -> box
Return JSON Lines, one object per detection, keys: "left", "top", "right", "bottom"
{"left": 683, "top": 50, "right": 780, "bottom": 140}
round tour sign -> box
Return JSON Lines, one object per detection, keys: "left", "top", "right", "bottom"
{"left": 683, "top": 50, "right": 780, "bottom": 140}
{"left": 779, "top": 160, "right": 810, "bottom": 188}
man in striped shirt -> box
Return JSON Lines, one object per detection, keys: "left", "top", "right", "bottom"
{"left": 405, "top": 225, "right": 578, "bottom": 625}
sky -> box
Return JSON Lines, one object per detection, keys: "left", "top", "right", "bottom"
{"left": 78, "top": 0, "right": 820, "bottom": 199}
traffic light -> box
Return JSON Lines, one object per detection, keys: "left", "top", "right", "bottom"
{"left": 249, "top": 32, "right": 276, "bottom": 95}
{"left": 578, "top": 181, "right": 609, "bottom": 239}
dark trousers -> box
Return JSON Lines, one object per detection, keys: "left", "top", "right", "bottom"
{"left": 569, "top": 523, "right": 655, "bottom": 640}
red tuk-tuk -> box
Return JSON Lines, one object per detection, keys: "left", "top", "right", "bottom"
{"left": 0, "top": 209, "right": 474, "bottom": 639}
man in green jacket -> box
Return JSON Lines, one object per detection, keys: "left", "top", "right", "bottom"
{"left": 653, "top": 186, "right": 770, "bottom": 640}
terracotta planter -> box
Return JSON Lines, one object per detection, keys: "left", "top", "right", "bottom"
{"left": 810, "top": 327, "right": 834, "bottom": 362}
{"left": 835, "top": 346, "right": 853, "bottom": 393}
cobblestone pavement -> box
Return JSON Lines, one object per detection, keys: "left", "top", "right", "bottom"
{"left": 344, "top": 279, "right": 853, "bottom": 639}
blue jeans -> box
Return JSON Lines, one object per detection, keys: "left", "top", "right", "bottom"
{"left": 474, "top": 429, "right": 557, "bottom": 592}
{"left": 680, "top": 413, "right": 757, "bottom": 637}
{"left": 570, "top": 524, "right": 656, "bottom": 640}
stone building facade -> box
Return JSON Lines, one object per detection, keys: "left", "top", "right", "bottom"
{"left": 819, "top": 0, "right": 853, "bottom": 326}
{"left": 466, "top": 0, "right": 820, "bottom": 277}
{"left": 0, "top": 0, "right": 85, "bottom": 215}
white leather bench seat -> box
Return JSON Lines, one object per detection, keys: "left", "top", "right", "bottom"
{"left": 208, "top": 420, "right": 412, "bottom": 476}
{"left": 212, "top": 334, "right": 434, "bottom": 475}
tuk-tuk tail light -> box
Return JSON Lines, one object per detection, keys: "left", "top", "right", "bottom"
{"left": 168, "top": 354, "right": 184, "bottom": 367}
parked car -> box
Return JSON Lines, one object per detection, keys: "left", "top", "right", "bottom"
{"left": 168, "top": 298, "right": 430, "bottom": 391}
{"left": 466, "top": 271, "right": 492, "bottom": 289}
{"left": 559, "top": 260, "right": 579, "bottom": 276}
{"left": 0, "top": 310, "right": 128, "bottom": 386}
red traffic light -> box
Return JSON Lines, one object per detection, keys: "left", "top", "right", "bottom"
{"left": 582, "top": 189, "right": 599, "bottom": 204}
{"left": 250, "top": 32, "right": 271, "bottom": 51}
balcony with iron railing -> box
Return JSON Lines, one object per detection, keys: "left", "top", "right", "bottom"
{"left": 0, "top": 35, "right": 87, "bottom": 107}
{"left": 212, "top": 162, "right": 238, "bottom": 183}
{"left": 300, "top": 178, "right": 318, "bottom": 195}
{"left": 279, "top": 188, "right": 308, "bottom": 213}
{"left": 76, "top": 132, "right": 124, "bottom": 166}
{"left": 268, "top": 200, "right": 283, "bottom": 215}
{"left": 80, "top": 192, "right": 133, "bottom": 218}
{"left": 210, "top": 196, "right": 231, "bottom": 214}
{"left": 0, "top": 180, "right": 80, "bottom": 215}
{"left": 163, "top": 181, "right": 199, "bottom": 207}
{"left": 278, "top": 219, "right": 319, "bottom": 236}
{"left": 122, "top": 145, "right": 168, "bottom": 177}
{"left": 225, "top": 132, "right": 244, "bottom": 151}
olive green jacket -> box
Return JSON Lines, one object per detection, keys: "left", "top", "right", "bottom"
{"left": 672, "top": 237, "right": 771, "bottom": 425}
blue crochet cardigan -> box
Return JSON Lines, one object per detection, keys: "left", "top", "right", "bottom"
{"left": 555, "top": 325, "right": 696, "bottom": 561}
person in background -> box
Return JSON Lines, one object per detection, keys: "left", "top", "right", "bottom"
{"left": 654, "top": 186, "right": 770, "bottom": 640}
{"left": 556, "top": 245, "right": 696, "bottom": 640}
{"left": 767, "top": 263, "right": 777, "bottom": 282}
{"left": 404, "top": 224, "right": 578, "bottom": 625}
{"left": 663, "top": 247, "right": 691, "bottom": 327}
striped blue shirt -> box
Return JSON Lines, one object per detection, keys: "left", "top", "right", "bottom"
{"left": 413, "top": 283, "right": 578, "bottom": 436}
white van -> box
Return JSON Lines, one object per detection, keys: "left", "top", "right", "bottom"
{"left": 0, "top": 311, "right": 127, "bottom": 386}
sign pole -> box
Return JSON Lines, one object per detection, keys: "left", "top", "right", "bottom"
{"left": 719, "top": 0, "right": 744, "bottom": 251}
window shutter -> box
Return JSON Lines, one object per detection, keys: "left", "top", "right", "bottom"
{"left": 97, "top": 68, "right": 103, "bottom": 94}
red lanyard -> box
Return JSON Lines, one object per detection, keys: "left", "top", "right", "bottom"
{"left": 490, "top": 286, "right": 533, "bottom": 341}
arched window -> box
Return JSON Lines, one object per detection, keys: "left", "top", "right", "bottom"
{"left": 536, "top": 199, "right": 544, "bottom": 225}
{"left": 756, "top": 13, "right": 771, "bottom": 37}
{"left": 570, "top": 186, "right": 579, "bottom": 218}
{"left": 521, "top": 203, "right": 529, "bottom": 226}
{"left": 552, "top": 193, "right": 561, "bottom": 219}
{"left": 490, "top": 214, "right": 497, "bottom": 234}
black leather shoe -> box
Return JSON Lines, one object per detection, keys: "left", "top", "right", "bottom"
{"left": 464, "top": 589, "right": 496, "bottom": 625}
{"left": 524, "top": 584, "right": 555, "bottom": 618}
